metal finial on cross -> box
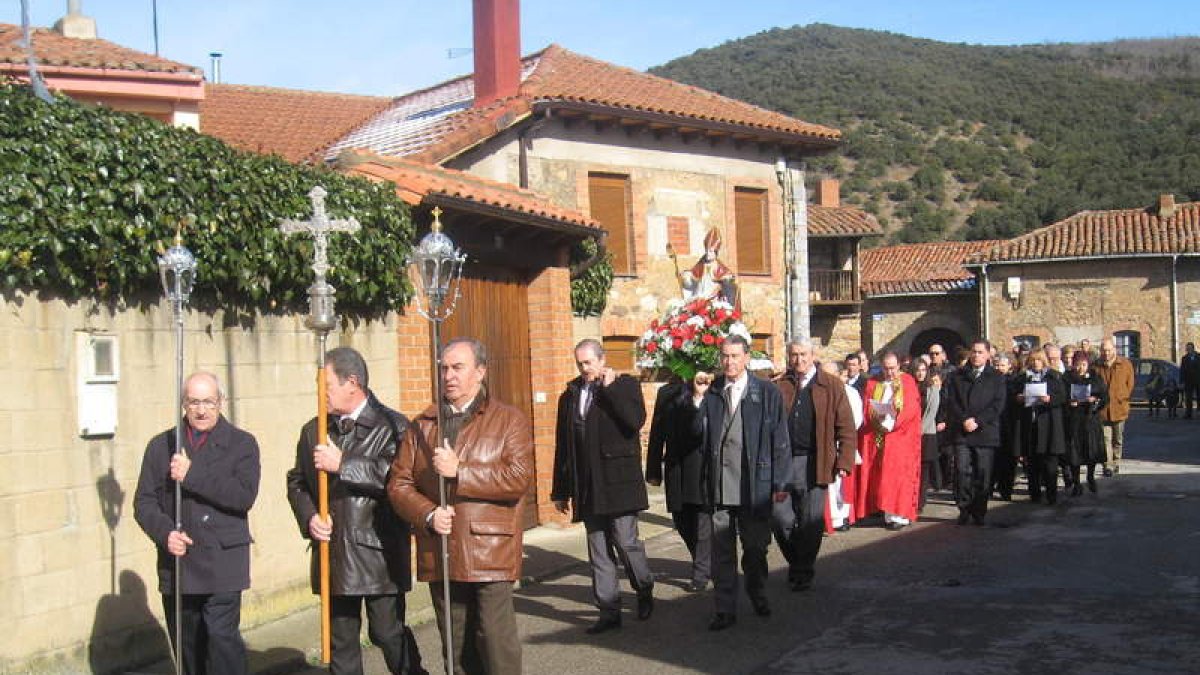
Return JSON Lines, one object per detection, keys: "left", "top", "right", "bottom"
{"left": 430, "top": 206, "right": 444, "bottom": 232}
{"left": 279, "top": 186, "right": 361, "bottom": 281}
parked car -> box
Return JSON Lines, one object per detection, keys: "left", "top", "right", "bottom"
{"left": 1129, "top": 358, "right": 1181, "bottom": 405}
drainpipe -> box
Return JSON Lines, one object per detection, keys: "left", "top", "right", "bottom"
{"left": 979, "top": 264, "right": 990, "bottom": 343}
{"left": 776, "top": 158, "right": 809, "bottom": 342}
{"left": 1171, "top": 255, "right": 1179, "bottom": 361}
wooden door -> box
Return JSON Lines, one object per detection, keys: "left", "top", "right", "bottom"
{"left": 441, "top": 265, "right": 538, "bottom": 527}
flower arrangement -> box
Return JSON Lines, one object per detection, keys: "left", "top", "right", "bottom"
{"left": 635, "top": 295, "right": 771, "bottom": 381}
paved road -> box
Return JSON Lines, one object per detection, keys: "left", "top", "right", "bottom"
{"left": 289, "top": 413, "right": 1200, "bottom": 674}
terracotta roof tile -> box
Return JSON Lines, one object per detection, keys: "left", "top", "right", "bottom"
{"left": 969, "top": 201, "right": 1200, "bottom": 263}
{"left": 0, "top": 23, "right": 200, "bottom": 75}
{"left": 200, "top": 84, "right": 393, "bottom": 163}
{"left": 341, "top": 152, "right": 600, "bottom": 234}
{"left": 861, "top": 240, "right": 1004, "bottom": 296}
{"left": 325, "top": 45, "right": 840, "bottom": 163}
{"left": 808, "top": 204, "right": 883, "bottom": 237}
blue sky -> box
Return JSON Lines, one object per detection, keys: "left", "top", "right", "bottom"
{"left": 9, "top": 1, "right": 1199, "bottom": 96}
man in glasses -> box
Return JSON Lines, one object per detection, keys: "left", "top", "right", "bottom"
{"left": 134, "top": 371, "right": 261, "bottom": 675}
{"left": 928, "top": 344, "right": 955, "bottom": 381}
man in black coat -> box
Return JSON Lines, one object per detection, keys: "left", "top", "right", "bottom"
{"left": 552, "top": 339, "right": 654, "bottom": 634}
{"left": 287, "top": 347, "right": 424, "bottom": 675}
{"left": 943, "top": 340, "right": 1008, "bottom": 526}
{"left": 1181, "top": 342, "right": 1200, "bottom": 418}
{"left": 134, "top": 371, "right": 261, "bottom": 675}
{"left": 695, "top": 335, "right": 791, "bottom": 631}
{"left": 645, "top": 375, "right": 711, "bottom": 591}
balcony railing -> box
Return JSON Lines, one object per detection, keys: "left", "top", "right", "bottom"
{"left": 809, "top": 269, "right": 860, "bottom": 305}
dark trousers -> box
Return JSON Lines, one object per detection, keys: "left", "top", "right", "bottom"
{"left": 954, "top": 444, "right": 995, "bottom": 519}
{"left": 919, "top": 459, "right": 938, "bottom": 510}
{"left": 711, "top": 507, "right": 771, "bottom": 615}
{"left": 429, "top": 581, "right": 520, "bottom": 675}
{"left": 331, "top": 593, "right": 423, "bottom": 675}
{"left": 671, "top": 504, "right": 712, "bottom": 585}
{"left": 770, "top": 454, "right": 826, "bottom": 585}
{"left": 583, "top": 513, "right": 654, "bottom": 620}
{"left": 1185, "top": 382, "right": 1200, "bottom": 415}
{"left": 992, "top": 444, "right": 1017, "bottom": 499}
{"left": 162, "top": 592, "right": 247, "bottom": 675}
{"left": 1026, "top": 454, "right": 1061, "bottom": 504}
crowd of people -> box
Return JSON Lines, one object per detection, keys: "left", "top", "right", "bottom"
{"left": 131, "top": 333, "right": 1166, "bottom": 674}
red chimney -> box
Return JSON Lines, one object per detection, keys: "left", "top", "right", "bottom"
{"left": 473, "top": 0, "right": 521, "bottom": 108}
{"left": 817, "top": 178, "right": 840, "bottom": 208}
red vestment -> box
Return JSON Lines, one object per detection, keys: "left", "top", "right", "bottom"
{"left": 857, "top": 373, "right": 922, "bottom": 522}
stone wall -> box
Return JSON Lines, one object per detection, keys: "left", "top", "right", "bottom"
{"left": 984, "top": 258, "right": 1200, "bottom": 358}
{"left": 811, "top": 310, "right": 865, "bottom": 363}
{"left": 0, "top": 292, "right": 399, "bottom": 673}
{"left": 862, "top": 294, "right": 979, "bottom": 360}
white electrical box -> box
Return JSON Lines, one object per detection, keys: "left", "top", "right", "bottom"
{"left": 77, "top": 333, "right": 119, "bottom": 437}
{"left": 1006, "top": 276, "right": 1022, "bottom": 299}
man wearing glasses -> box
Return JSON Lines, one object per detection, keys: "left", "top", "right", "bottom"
{"left": 928, "top": 344, "right": 955, "bottom": 381}
{"left": 134, "top": 371, "right": 261, "bottom": 675}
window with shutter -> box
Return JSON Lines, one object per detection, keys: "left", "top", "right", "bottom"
{"left": 588, "top": 173, "right": 634, "bottom": 275}
{"left": 734, "top": 187, "right": 769, "bottom": 275}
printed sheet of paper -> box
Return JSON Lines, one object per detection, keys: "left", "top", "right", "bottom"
{"left": 1070, "top": 383, "right": 1091, "bottom": 402}
{"left": 1024, "top": 382, "right": 1048, "bottom": 406}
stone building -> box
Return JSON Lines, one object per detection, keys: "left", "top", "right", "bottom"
{"left": 968, "top": 194, "right": 1200, "bottom": 360}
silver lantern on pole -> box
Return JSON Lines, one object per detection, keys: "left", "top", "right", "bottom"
{"left": 157, "top": 227, "right": 197, "bottom": 675}
{"left": 406, "top": 206, "right": 465, "bottom": 674}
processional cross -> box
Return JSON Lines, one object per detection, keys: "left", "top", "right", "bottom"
{"left": 277, "top": 185, "right": 360, "bottom": 665}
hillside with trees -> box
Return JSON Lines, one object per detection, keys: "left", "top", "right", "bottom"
{"left": 651, "top": 24, "right": 1200, "bottom": 244}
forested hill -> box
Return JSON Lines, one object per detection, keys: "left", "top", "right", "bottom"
{"left": 650, "top": 24, "right": 1200, "bottom": 244}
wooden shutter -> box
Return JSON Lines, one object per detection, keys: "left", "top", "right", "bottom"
{"left": 735, "top": 187, "right": 769, "bottom": 275}
{"left": 589, "top": 173, "right": 633, "bottom": 275}
{"left": 601, "top": 336, "right": 638, "bottom": 373}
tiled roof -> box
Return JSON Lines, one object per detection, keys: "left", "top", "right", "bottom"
{"left": 0, "top": 23, "right": 200, "bottom": 76}
{"left": 968, "top": 201, "right": 1200, "bottom": 263}
{"left": 325, "top": 44, "right": 840, "bottom": 163}
{"left": 808, "top": 205, "right": 883, "bottom": 237}
{"left": 341, "top": 151, "right": 600, "bottom": 235}
{"left": 861, "top": 240, "right": 1003, "bottom": 296}
{"left": 200, "top": 84, "right": 392, "bottom": 163}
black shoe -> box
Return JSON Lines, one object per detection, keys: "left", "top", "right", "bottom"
{"left": 835, "top": 523, "right": 851, "bottom": 532}
{"left": 751, "top": 596, "right": 771, "bottom": 617}
{"left": 956, "top": 511, "right": 970, "bottom": 525}
{"left": 636, "top": 591, "right": 654, "bottom": 620}
{"left": 585, "top": 616, "right": 621, "bottom": 634}
{"left": 1071, "top": 484, "right": 1083, "bottom": 497}
{"left": 1112, "top": 466, "right": 1120, "bottom": 475}
{"left": 1087, "top": 478, "right": 1098, "bottom": 493}
{"left": 708, "top": 613, "right": 737, "bottom": 631}
{"left": 790, "top": 578, "right": 813, "bottom": 592}
{"left": 1102, "top": 467, "right": 1113, "bottom": 478}
{"left": 688, "top": 579, "right": 709, "bottom": 592}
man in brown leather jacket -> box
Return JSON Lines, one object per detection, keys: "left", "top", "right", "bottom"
{"left": 389, "top": 338, "right": 533, "bottom": 675}
{"left": 287, "top": 347, "right": 424, "bottom": 675}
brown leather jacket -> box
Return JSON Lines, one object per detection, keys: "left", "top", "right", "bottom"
{"left": 388, "top": 395, "right": 533, "bottom": 583}
{"left": 774, "top": 367, "right": 858, "bottom": 486}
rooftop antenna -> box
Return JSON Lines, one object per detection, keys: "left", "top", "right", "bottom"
{"left": 152, "top": 0, "right": 160, "bottom": 55}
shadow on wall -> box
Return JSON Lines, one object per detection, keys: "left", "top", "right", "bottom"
{"left": 87, "top": 570, "right": 172, "bottom": 674}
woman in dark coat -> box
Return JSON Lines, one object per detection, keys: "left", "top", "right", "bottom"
{"left": 1013, "top": 349, "right": 1067, "bottom": 505}
{"left": 911, "top": 359, "right": 944, "bottom": 511}
{"left": 1062, "top": 351, "right": 1109, "bottom": 495}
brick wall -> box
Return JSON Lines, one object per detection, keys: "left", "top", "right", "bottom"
{"left": 526, "top": 266, "right": 577, "bottom": 525}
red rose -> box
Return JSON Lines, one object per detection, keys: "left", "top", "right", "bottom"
{"left": 702, "top": 333, "right": 715, "bottom": 345}
{"left": 714, "top": 309, "right": 727, "bottom": 322}
{"left": 673, "top": 337, "right": 684, "bottom": 349}
{"left": 645, "top": 341, "right": 658, "bottom": 353}
{"left": 732, "top": 309, "right": 742, "bottom": 320}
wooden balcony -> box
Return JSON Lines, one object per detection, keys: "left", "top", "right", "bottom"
{"left": 809, "top": 269, "right": 861, "bottom": 306}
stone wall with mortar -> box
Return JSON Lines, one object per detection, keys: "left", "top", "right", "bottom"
{"left": 0, "top": 292, "right": 398, "bottom": 673}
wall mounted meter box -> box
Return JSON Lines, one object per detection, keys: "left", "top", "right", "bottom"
{"left": 77, "top": 333, "right": 119, "bottom": 437}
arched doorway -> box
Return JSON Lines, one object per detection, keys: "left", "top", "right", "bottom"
{"left": 910, "top": 328, "right": 965, "bottom": 362}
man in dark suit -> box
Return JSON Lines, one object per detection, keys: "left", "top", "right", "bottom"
{"left": 646, "top": 374, "right": 711, "bottom": 591}
{"left": 695, "top": 335, "right": 791, "bottom": 631}
{"left": 552, "top": 339, "right": 654, "bottom": 634}
{"left": 844, "top": 352, "right": 868, "bottom": 395}
{"left": 134, "top": 371, "right": 261, "bottom": 675}
{"left": 287, "top": 347, "right": 424, "bottom": 675}
{"left": 944, "top": 339, "right": 1008, "bottom": 525}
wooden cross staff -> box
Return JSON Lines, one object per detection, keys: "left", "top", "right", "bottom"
{"left": 279, "top": 186, "right": 360, "bottom": 665}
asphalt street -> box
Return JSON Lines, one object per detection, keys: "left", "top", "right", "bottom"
{"left": 282, "top": 412, "right": 1200, "bottom": 675}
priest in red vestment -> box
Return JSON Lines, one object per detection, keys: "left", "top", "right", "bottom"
{"left": 859, "top": 352, "right": 922, "bottom": 530}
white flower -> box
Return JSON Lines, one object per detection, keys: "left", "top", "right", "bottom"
{"left": 729, "top": 322, "right": 752, "bottom": 342}
{"left": 686, "top": 314, "right": 706, "bottom": 328}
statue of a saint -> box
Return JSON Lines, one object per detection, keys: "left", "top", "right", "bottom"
{"left": 675, "top": 229, "right": 738, "bottom": 307}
